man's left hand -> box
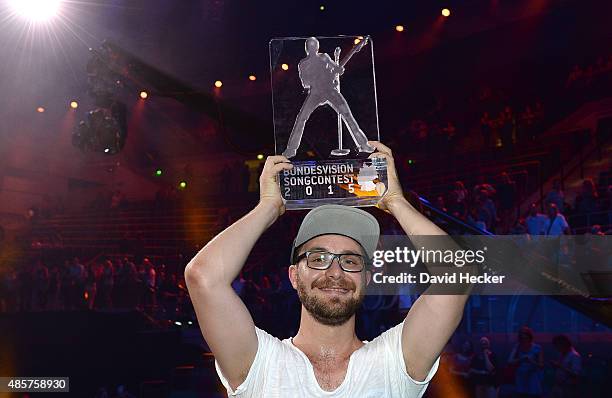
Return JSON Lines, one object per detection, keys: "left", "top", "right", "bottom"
{"left": 368, "top": 141, "right": 406, "bottom": 213}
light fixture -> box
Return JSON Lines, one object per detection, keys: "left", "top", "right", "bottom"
{"left": 9, "top": 0, "right": 62, "bottom": 22}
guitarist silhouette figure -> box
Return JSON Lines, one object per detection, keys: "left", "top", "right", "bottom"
{"left": 282, "top": 37, "right": 375, "bottom": 158}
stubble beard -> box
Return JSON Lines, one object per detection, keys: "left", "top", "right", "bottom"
{"left": 296, "top": 272, "right": 365, "bottom": 327}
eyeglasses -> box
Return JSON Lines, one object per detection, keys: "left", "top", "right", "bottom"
{"left": 296, "top": 250, "right": 366, "bottom": 273}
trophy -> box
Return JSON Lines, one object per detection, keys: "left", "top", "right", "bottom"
{"left": 269, "top": 35, "right": 388, "bottom": 210}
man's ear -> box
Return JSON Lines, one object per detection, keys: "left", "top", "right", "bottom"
{"left": 288, "top": 264, "right": 299, "bottom": 290}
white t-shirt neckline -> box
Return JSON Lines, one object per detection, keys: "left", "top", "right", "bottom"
{"left": 286, "top": 336, "right": 368, "bottom": 395}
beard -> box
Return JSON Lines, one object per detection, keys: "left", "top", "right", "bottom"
{"left": 296, "top": 271, "right": 365, "bottom": 326}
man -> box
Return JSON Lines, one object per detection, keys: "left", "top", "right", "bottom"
{"left": 543, "top": 203, "right": 570, "bottom": 236}
{"left": 185, "top": 142, "right": 469, "bottom": 396}
{"left": 282, "top": 37, "right": 375, "bottom": 158}
{"left": 526, "top": 203, "right": 547, "bottom": 236}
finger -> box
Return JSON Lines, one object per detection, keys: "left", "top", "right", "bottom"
{"left": 265, "top": 155, "right": 291, "bottom": 165}
{"left": 267, "top": 162, "right": 293, "bottom": 175}
{"left": 368, "top": 152, "right": 390, "bottom": 160}
{"left": 367, "top": 141, "right": 392, "bottom": 155}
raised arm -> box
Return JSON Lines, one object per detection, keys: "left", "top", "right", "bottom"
{"left": 184, "top": 156, "right": 292, "bottom": 389}
{"left": 370, "top": 141, "right": 470, "bottom": 382}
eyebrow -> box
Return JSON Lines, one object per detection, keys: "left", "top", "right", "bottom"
{"left": 304, "top": 247, "right": 363, "bottom": 255}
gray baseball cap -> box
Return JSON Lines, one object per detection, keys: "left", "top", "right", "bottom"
{"left": 290, "top": 204, "right": 380, "bottom": 263}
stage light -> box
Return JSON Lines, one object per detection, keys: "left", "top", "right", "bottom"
{"left": 320, "top": 5, "right": 325, "bottom": 11}
{"left": 281, "top": 63, "right": 289, "bottom": 71}
{"left": 37, "top": 107, "right": 45, "bottom": 113}
{"left": 214, "top": 80, "right": 223, "bottom": 88}
{"left": 70, "top": 101, "right": 78, "bottom": 109}
{"left": 257, "top": 154, "right": 264, "bottom": 160}
{"left": 179, "top": 181, "right": 187, "bottom": 189}
{"left": 442, "top": 8, "right": 451, "bottom": 17}
{"left": 248, "top": 75, "right": 257, "bottom": 81}
{"left": 104, "top": 148, "right": 110, "bottom": 153}
{"left": 9, "top": 0, "right": 62, "bottom": 22}
{"left": 175, "top": 321, "right": 182, "bottom": 326}
{"left": 155, "top": 169, "right": 163, "bottom": 176}
{"left": 395, "top": 25, "right": 404, "bottom": 32}
{"left": 354, "top": 38, "right": 361, "bottom": 44}
{"left": 139, "top": 91, "right": 148, "bottom": 99}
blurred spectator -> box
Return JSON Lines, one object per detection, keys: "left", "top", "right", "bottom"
{"left": 549, "top": 335, "right": 581, "bottom": 398}
{"left": 544, "top": 203, "right": 570, "bottom": 236}
{"left": 508, "top": 326, "right": 544, "bottom": 398}
{"left": 470, "top": 336, "right": 498, "bottom": 398}
{"left": 526, "top": 204, "right": 547, "bottom": 235}
{"left": 544, "top": 179, "right": 565, "bottom": 213}
{"left": 574, "top": 178, "right": 599, "bottom": 215}
{"left": 496, "top": 172, "right": 517, "bottom": 225}
{"left": 451, "top": 340, "right": 475, "bottom": 396}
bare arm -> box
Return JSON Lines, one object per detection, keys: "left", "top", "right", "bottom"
{"left": 184, "top": 156, "right": 292, "bottom": 389}
{"left": 370, "top": 141, "right": 470, "bottom": 382}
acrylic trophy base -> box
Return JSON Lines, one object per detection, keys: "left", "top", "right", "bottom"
{"left": 330, "top": 148, "right": 351, "bottom": 156}
{"left": 279, "top": 157, "right": 388, "bottom": 210}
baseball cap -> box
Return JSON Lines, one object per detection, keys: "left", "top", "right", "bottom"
{"left": 290, "top": 204, "right": 380, "bottom": 263}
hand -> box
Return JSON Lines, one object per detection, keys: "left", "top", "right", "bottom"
{"left": 368, "top": 141, "right": 406, "bottom": 213}
{"left": 259, "top": 156, "right": 293, "bottom": 216}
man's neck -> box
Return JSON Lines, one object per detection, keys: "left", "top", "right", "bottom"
{"left": 292, "top": 307, "right": 363, "bottom": 357}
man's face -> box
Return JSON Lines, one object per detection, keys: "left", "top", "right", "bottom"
{"left": 289, "top": 234, "right": 370, "bottom": 326}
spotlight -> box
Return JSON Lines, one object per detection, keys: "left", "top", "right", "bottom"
{"left": 281, "top": 63, "right": 289, "bottom": 71}
{"left": 155, "top": 169, "right": 163, "bottom": 176}
{"left": 395, "top": 25, "right": 404, "bottom": 32}
{"left": 214, "top": 80, "right": 223, "bottom": 88}
{"left": 179, "top": 181, "right": 187, "bottom": 189}
{"left": 320, "top": 5, "right": 325, "bottom": 11}
{"left": 37, "top": 107, "right": 45, "bottom": 113}
{"left": 9, "top": 0, "right": 62, "bottom": 22}
{"left": 442, "top": 8, "right": 451, "bottom": 17}
{"left": 139, "top": 91, "right": 148, "bottom": 99}
{"left": 257, "top": 154, "right": 264, "bottom": 160}
{"left": 70, "top": 101, "right": 78, "bottom": 109}
{"left": 248, "top": 75, "right": 257, "bottom": 81}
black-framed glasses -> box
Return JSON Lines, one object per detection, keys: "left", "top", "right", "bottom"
{"left": 296, "top": 250, "right": 366, "bottom": 272}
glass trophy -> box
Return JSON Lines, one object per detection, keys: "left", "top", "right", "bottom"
{"left": 270, "top": 35, "right": 388, "bottom": 210}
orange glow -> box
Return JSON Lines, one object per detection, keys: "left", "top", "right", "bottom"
{"left": 70, "top": 101, "right": 78, "bottom": 109}
{"left": 281, "top": 63, "right": 289, "bottom": 71}
{"left": 139, "top": 91, "right": 148, "bottom": 99}
{"left": 395, "top": 25, "right": 404, "bottom": 32}
{"left": 36, "top": 107, "right": 45, "bottom": 113}
{"left": 442, "top": 8, "right": 451, "bottom": 17}
{"left": 248, "top": 75, "right": 256, "bottom": 81}
{"left": 214, "top": 80, "right": 223, "bottom": 88}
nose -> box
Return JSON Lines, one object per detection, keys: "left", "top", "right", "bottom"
{"left": 324, "top": 256, "right": 344, "bottom": 279}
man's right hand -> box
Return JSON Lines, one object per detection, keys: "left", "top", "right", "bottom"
{"left": 259, "top": 155, "right": 293, "bottom": 216}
